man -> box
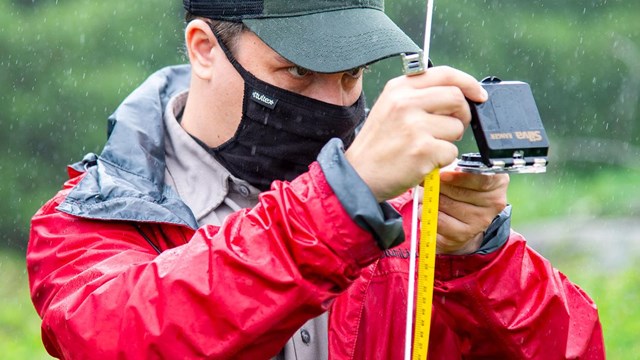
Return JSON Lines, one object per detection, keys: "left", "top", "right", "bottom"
{"left": 27, "top": 1, "right": 604, "bottom": 359}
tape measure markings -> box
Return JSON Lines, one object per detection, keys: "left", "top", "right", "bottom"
{"left": 411, "top": 169, "right": 440, "bottom": 360}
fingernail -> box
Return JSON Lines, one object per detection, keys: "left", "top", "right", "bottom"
{"left": 439, "top": 171, "right": 453, "bottom": 181}
{"left": 481, "top": 88, "right": 489, "bottom": 101}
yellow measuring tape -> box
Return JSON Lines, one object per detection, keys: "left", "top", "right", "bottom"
{"left": 412, "top": 169, "right": 439, "bottom": 360}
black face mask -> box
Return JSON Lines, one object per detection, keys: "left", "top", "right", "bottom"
{"left": 196, "top": 32, "right": 366, "bottom": 191}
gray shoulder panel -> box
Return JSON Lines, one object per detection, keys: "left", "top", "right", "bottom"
{"left": 317, "top": 138, "right": 404, "bottom": 250}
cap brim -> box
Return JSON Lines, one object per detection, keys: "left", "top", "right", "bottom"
{"left": 243, "top": 8, "right": 421, "bottom": 73}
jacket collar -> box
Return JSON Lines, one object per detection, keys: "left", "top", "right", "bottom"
{"left": 57, "top": 65, "right": 199, "bottom": 229}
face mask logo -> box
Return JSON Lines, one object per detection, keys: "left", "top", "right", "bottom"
{"left": 250, "top": 90, "right": 278, "bottom": 109}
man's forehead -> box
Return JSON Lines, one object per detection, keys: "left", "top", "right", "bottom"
{"left": 245, "top": 33, "right": 364, "bottom": 73}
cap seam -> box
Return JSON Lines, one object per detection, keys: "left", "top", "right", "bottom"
{"left": 256, "top": 5, "right": 383, "bottom": 19}
{"left": 201, "top": 6, "right": 383, "bottom": 21}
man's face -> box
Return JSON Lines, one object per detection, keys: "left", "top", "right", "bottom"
{"left": 183, "top": 21, "right": 367, "bottom": 148}
{"left": 233, "top": 31, "right": 365, "bottom": 106}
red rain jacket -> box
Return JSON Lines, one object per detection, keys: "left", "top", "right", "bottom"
{"left": 28, "top": 65, "right": 604, "bottom": 359}
{"left": 28, "top": 165, "right": 604, "bottom": 359}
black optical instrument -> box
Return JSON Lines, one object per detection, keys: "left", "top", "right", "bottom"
{"left": 456, "top": 76, "right": 549, "bottom": 174}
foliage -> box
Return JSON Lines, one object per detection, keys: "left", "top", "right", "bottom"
{"left": 1, "top": 0, "right": 184, "bottom": 250}
{"left": 0, "top": 249, "right": 51, "bottom": 359}
{"left": 367, "top": 0, "right": 640, "bottom": 171}
{"left": 508, "top": 166, "right": 640, "bottom": 225}
{"left": 379, "top": 0, "right": 640, "bottom": 144}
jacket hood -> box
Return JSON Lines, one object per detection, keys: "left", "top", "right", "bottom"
{"left": 57, "top": 65, "right": 199, "bottom": 229}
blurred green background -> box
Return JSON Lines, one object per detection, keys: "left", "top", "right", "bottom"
{"left": 1, "top": 0, "right": 638, "bottom": 358}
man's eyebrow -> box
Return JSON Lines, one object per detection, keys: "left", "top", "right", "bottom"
{"left": 273, "top": 54, "right": 296, "bottom": 67}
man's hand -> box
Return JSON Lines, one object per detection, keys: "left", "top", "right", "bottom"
{"left": 429, "top": 170, "right": 509, "bottom": 255}
{"left": 345, "top": 66, "right": 488, "bottom": 202}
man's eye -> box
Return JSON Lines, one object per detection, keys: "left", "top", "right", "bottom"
{"left": 288, "top": 66, "right": 313, "bottom": 78}
{"left": 346, "top": 66, "right": 368, "bottom": 78}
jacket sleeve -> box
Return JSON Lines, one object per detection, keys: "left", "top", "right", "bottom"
{"left": 27, "top": 162, "right": 382, "bottom": 359}
{"left": 432, "top": 231, "right": 605, "bottom": 359}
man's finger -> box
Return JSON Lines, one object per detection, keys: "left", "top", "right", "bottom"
{"left": 403, "top": 66, "right": 489, "bottom": 103}
{"left": 402, "top": 86, "right": 473, "bottom": 124}
{"left": 407, "top": 113, "right": 466, "bottom": 142}
{"left": 440, "top": 171, "right": 509, "bottom": 193}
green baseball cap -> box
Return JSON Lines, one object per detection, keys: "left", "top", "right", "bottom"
{"left": 183, "top": 0, "right": 421, "bottom": 73}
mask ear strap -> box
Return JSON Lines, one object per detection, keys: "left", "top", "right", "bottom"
{"left": 208, "top": 24, "right": 253, "bottom": 79}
